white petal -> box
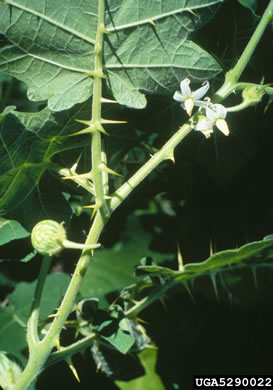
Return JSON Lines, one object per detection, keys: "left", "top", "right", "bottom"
{"left": 173, "top": 91, "right": 184, "bottom": 102}
{"left": 192, "top": 81, "right": 210, "bottom": 100}
{"left": 206, "top": 103, "right": 227, "bottom": 121}
{"left": 194, "top": 99, "right": 208, "bottom": 107}
{"left": 205, "top": 105, "right": 218, "bottom": 121}
{"left": 194, "top": 119, "right": 214, "bottom": 131}
{"left": 180, "top": 78, "right": 191, "bottom": 97}
{"left": 184, "top": 98, "right": 194, "bottom": 116}
{"left": 214, "top": 104, "right": 227, "bottom": 119}
{"left": 216, "top": 119, "right": 229, "bottom": 135}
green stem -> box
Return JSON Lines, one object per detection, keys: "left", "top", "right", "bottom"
{"left": 27, "top": 255, "right": 52, "bottom": 351}
{"left": 101, "top": 139, "right": 109, "bottom": 195}
{"left": 13, "top": 2, "right": 107, "bottom": 389}
{"left": 91, "top": 0, "right": 109, "bottom": 219}
{"left": 215, "top": 0, "right": 273, "bottom": 101}
{"left": 45, "top": 333, "right": 96, "bottom": 368}
{"left": 13, "top": 252, "right": 94, "bottom": 390}
{"left": 265, "top": 86, "right": 273, "bottom": 96}
{"left": 110, "top": 122, "right": 192, "bottom": 213}
{"left": 125, "top": 279, "right": 177, "bottom": 318}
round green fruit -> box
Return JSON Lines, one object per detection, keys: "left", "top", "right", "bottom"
{"left": 31, "top": 220, "right": 66, "bottom": 256}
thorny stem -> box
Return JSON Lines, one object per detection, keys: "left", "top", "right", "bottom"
{"left": 110, "top": 122, "right": 192, "bottom": 212}
{"left": 215, "top": 0, "right": 273, "bottom": 101}
{"left": 91, "top": 0, "right": 109, "bottom": 220}
{"left": 45, "top": 333, "right": 96, "bottom": 368}
{"left": 13, "top": 1, "right": 107, "bottom": 389}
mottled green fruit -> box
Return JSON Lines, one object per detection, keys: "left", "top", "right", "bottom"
{"left": 31, "top": 220, "right": 66, "bottom": 255}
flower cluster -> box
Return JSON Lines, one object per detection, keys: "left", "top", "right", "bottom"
{"left": 173, "top": 78, "right": 229, "bottom": 138}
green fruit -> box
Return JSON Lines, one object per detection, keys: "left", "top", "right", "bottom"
{"left": 31, "top": 220, "right": 66, "bottom": 255}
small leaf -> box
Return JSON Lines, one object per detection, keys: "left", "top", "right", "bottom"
{"left": 102, "top": 325, "right": 135, "bottom": 355}
{"left": 0, "top": 217, "right": 29, "bottom": 246}
{"left": 0, "top": 351, "right": 23, "bottom": 390}
{"left": 237, "top": 0, "right": 257, "bottom": 15}
{"left": 115, "top": 348, "right": 164, "bottom": 390}
{"left": 20, "top": 250, "right": 37, "bottom": 263}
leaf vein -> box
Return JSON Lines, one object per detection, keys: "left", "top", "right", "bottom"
{"left": 3, "top": 0, "right": 96, "bottom": 45}
{"left": 107, "top": 1, "right": 223, "bottom": 32}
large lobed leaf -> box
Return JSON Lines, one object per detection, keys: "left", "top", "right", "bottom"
{"left": 0, "top": 0, "right": 96, "bottom": 112}
{"left": 0, "top": 0, "right": 223, "bottom": 111}
{"left": 104, "top": 0, "right": 223, "bottom": 108}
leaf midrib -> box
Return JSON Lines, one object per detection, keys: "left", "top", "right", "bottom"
{"left": 106, "top": 0, "right": 223, "bottom": 32}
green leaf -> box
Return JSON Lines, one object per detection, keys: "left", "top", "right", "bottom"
{"left": 0, "top": 99, "right": 125, "bottom": 213}
{"left": 0, "top": 217, "right": 29, "bottom": 245}
{"left": 8, "top": 272, "right": 70, "bottom": 323}
{"left": 20, "top": 250, "right": 37, "bottom": 263}
{"left": 103, "top": 325, "right": 135, "bottom": 355}
{"left": 0, "top": 271, "right": 15, "bottom": 288}
{"left": 0, "top": 0, "right": 223, "bottom": 212}
{"left": 0, "top": 273, "right": 70, "bottom": 361}
{"left": 0, "top": 351, "right": 23, "bottom": 390}
{"left": 0, "top": 72, "right": 11, "bottom": 84}
{"left": 0, "top": 106, "right": 88, "bottom": 211}
{"left": 115, "top": 348, "right": 164, "bottom": 390}
{"left": 0, "top": 105, "right": 16, "bottom": 118}
{"left": 183, "top": 236, "right": 273, "bottom": 274}
{"left": 0, "top": 306, "right": 26, "bottom": 362}
{"left": 137, "top": 235, "right": 273, "bottom": 281}
{"left": 0, "top": 0, "right": 222, "bottom": 111}
{"left": 0, "top": 0, "right": 96, "bottom": 112}
{"left": 237, "top": 0, "right": 257, "bottom": 14}
{"left": 104, "top": 0, "right": 222, "bottom": 109}
{"left": 80, "top": 215, "right": 172, "bottom": 299}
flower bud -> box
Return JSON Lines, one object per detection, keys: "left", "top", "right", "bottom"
{"left": 242, "top": 86, "right": 264, "bottom": 106}
{"left": 31, "top": 220, "right": 66, "bottom": 256}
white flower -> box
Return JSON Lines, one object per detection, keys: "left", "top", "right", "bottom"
{"left": 194, "top": 116, "right": 214, "bottom": 139}
{"left": 206, "top": 104, "right": 229, "bottom": 135}
{"left": 194, "top": 103, "right": 230, "bottom": 138}
{"left": 173, "top": 78, "right": 210, "bottom": 116}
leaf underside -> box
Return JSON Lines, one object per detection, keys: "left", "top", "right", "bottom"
{"left": 0, "top": 0, "right": 223, "bottom": 111}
